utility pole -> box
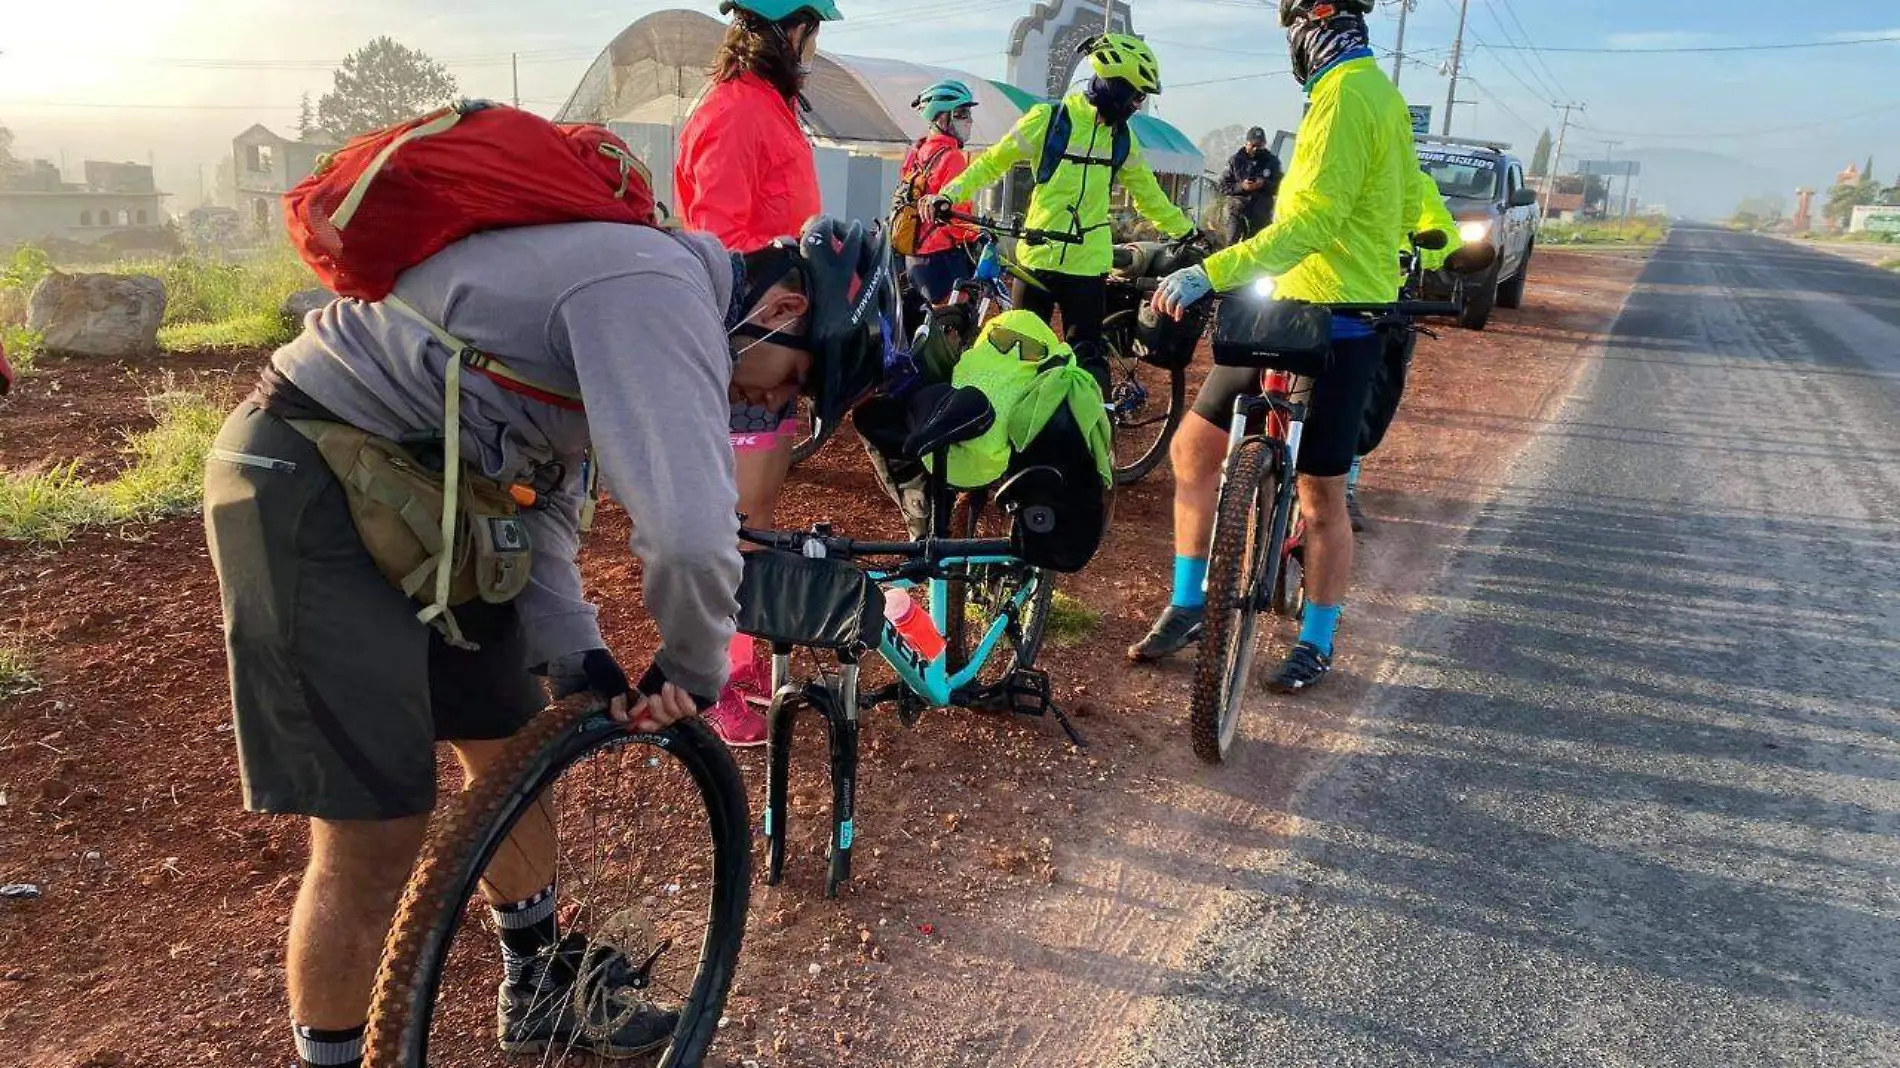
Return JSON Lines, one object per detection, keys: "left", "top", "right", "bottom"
{"left": 1103, "top": 0, "right": 1115, "bottom": 33}
{"left": 1441, "top": 0, "right": 1470, "bottom": 136}
{"left": 512, "top": 53, "right": 520, "bottom": 108}
{"left": 1541, "top": 101, "right": 1584, "bottom": 224}
{"left": 1391, "top": 0, "right": 1416, "bottom": 88}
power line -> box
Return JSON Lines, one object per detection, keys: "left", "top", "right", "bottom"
{"left": 1570, "top": 99, "right": 1900, "bottom": 141}
{"left": 1487, "top": 32, "right": 1900, "bottom": 54}
{"left": 1480, "top": 0, "right": 1560, "bottom": 101}
{"left": 1493, "top": 0, "right": 1572, "bottom": 99}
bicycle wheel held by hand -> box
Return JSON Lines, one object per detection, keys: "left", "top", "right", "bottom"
{"left": 1102, "top": 311, "right": 1187, "bottom": 486}
{"left": 364, "top": 705, "right": 751, "bottom": 1068}
{"left": 1188, "top": 438, "right": 1282, "bottom": 763}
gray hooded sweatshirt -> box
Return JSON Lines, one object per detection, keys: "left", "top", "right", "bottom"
{"left": 271, "top": 222, "right": 742, "bottom": 699}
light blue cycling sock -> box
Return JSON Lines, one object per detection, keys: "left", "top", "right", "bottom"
{"left": 1171, "top": 555, "right": 1209, "bottom": 610}
{"left": 1348, "top": 456, "right": 1364, "bottom": 490}
{"left": 1299, "top": 603, "right": 1344, "bottom": 656}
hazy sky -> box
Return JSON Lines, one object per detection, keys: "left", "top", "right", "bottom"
{"left": 2, "top": 0, "right": 1893, "bottom": 207}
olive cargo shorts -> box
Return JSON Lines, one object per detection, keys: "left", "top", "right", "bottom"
{"left": 203, "top": 401, "right": 545, "bottom": 821}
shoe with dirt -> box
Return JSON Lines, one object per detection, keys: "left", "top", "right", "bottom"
{"left": 1127, "top": 605, "right": 1205, "bottom": 663}
{"left": 1267, "top": 641, "right": 1332, "bottom": 693}
{"left": 1346, "top": 487, "right": 1368, "bottom": 532}
{"left": 498, "top": 932, "right": 679, "bottom": 1057}
{"left": 704, "top": 687, "right": 768, "bottom": 748}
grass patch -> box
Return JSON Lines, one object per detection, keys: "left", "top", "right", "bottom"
{"left": 1044, "top": 590, "right": 1103, "bottom": 648}
{"left": 0, "top": 381, "right": 230, "bottom": 543}
{"left": 1881, "top": 258, "right": 1900, "bottom": 273}
{"left": 2, "top": 323, "right": 41, "bottom": 375}
{"left": 1540, "top": 219, "right": 1668, "bottom": 246}
{"left": 0, "top": 638, "right": 40, "bottom": 699}
{"left": 158, "top": 312, "right": 293, "bottom": 353}
{"left": 112, "top": 243, "right": 315, "bottom": 353}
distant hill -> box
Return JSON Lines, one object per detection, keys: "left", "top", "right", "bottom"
{"left": 1601, "top": 146, "right": 1801, "bottom": 222}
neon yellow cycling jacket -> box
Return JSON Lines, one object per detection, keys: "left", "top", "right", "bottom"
{"left": 942, "top": 93, "right": 1195, "bottom": 277}
{"left": 1204, "top": 58, "right": 1423, "bottom": 302}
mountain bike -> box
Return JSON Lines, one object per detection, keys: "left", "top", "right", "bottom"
{"left": 1185, "top": 242, "right": 1463, "bottom": 764}
{"left": 363, "top": 706, "right": 751, "bottom": 1067}
{"left": 737, "top": 384, "right": 1083, "bottom": 898}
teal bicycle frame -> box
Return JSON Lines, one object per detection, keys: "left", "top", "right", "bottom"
{"left": 869, "top": 556, "right": 1038, "bottom": 707}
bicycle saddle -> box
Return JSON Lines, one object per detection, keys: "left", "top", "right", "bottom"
{"left": 903, "top": 383, "right": 996, "bottom": 459}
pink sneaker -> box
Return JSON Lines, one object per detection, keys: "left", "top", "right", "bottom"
{"left": 704, "top": 688, "right": 768, "bottom": 748}
{"left": 731, "top": 653, "right": 773, "bottom": 709}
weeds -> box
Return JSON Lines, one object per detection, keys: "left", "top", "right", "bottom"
{"left": 1045, "top": 590, "right": 1103, "bottom": 648}
{"left": 0, "top": 381, "right": 230, "bottom": 543}
{"left": 1540, "top": 219, "right": 1668, "bottom": 246}
{"left": 114, "top": 243, "right": 315, "bottom": 354}
{"left": 0, "top": 637, "right": 39, "bottom": 699}
{"left": 2, "top": 324, "right": 40, "bottom": 375}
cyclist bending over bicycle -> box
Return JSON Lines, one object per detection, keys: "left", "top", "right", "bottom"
{"left": 926, "top": 33, "right": 1201, "bottom": 387}
{"left": 202, "top": 213, "right": 884, "bottom": 1068}
{"left": 1132, "top": 0, "right": 1421, "bottom": 693}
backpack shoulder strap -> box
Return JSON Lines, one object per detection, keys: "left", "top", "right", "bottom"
{"left": 1110, "top": 123, "right": 1132, "bottom": 179}
{"left": 1035, "top": 104, "right": 1073, "bottom": 185}
{"left": 383, "top": 295, "right": 585, "bottom": 411}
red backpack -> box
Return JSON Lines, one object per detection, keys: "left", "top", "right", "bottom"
{"left": 286, "top": 100, "right": 658, "bottom": 302}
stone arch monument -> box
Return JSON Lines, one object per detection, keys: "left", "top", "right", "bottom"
{"left": 1005, "top": 0, "right": 1136, "bottom": 100}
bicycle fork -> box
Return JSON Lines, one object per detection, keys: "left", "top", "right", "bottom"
{"left": 762, "top": 645, "right": 862, "bottom": 899}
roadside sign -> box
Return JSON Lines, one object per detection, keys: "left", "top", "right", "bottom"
{"left": 1867, "top": 212, "right": 1900, "bottom": 235}
{"left": 1408, "top": 105, "right": 1432, "bottom": 136}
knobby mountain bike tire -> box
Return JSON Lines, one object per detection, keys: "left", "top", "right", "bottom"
{"left": 789, "top": 398, "right": 835, "bottom": 467}
{"left": 943, "top": 492, "right": 1053, "bottom": 689}
{"left": 1102, "top": 311, "right": 1187, "bottom": 486}
{"left": 364, "top": 706, "right": 751, "bottom": 1068}
{"left": 1189, "top": 438, "right": 1281, "bottom": 764}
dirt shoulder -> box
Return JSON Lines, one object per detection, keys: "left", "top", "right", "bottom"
{"left": 0, "top": 250, "right": 1640, "bottom": 1067}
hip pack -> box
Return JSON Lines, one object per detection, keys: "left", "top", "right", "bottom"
{"left": 288, "top": 419, "right": 533, "bottom": 649}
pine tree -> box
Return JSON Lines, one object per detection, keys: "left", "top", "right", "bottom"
{"left": 296, "top": 93, "right": 316, "bottom": 142}
{"left": 1529, "top": 129, "right": 1553, "bottom": 177}
{"left": 1864, "top": 155, "right": 1876, "bottom": 185}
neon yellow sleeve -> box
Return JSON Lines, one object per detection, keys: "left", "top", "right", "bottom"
{"left": 1122, "top": 143, "right": 1195, "bottom": 238}
{"left": 942, "top": 105, "right": 1049, "bottom": 203}
{"left": 1412, "top": 168, "right": 1461, "bottom": 270}
{"left": 1203, "top": 86, "right": 1371, "bottom": 292}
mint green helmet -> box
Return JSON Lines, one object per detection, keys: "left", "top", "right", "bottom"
{"left": 720, "top": 0, "right": 843, "bottom": 22}
{"left": 913, "top": 79, "right": 978, "bottom": 122}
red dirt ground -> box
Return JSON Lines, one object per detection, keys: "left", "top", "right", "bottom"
{"left": 0, "top": 250, "right": 1643, "bottom": 1067}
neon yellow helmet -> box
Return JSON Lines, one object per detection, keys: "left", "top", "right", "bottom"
{"left": 1081, "top": 33, "right": 1162, "bottom": 94}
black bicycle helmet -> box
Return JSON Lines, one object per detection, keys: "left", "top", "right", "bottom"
{"left": 780, "top": 215, "right": 896, "bottom": 425}
{"left": 1279, "top": 0, "right": 1375, "bottom": 26}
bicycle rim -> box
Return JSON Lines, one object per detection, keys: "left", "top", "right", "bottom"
{"left": 1188, "top": 439, "right": 1277, "bottom": 763}
{"left": 1103, "top": 314, "right": 1186, "bottom": 486}
{"left": 789, "top": 397, "right": 832, "bottom": 466}
{"left": 365, "top": 709, "right": 750, "bottom": 1068}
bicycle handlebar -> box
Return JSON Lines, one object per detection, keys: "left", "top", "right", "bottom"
{"left": 740, "top": 526, "right": 1016, "bottom": 564}
{"left": 944, "top": 209, "right": 1084, "bottom": 247}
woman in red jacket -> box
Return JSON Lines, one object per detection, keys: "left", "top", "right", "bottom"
{"left": 901, "top": 79, "right": 982, "bottom": 304}
{"left": 675, "top": 0, "right": 840, "bottom": 747}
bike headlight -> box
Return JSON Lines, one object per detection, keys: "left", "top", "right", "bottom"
{"left": 1458, "top": 220, "right": 1492, "bottom": 244}
{"left": 1251, "top": 276, "right": 1278, "bottom": 299}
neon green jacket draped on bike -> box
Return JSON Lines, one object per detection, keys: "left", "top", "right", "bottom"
{"left": 1203, "top": 57, "right": 1423, "bottom": 302}
{"left": 941, "top": 93, "right": 1195, "bottom": 277}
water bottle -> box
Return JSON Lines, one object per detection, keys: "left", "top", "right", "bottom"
{"left": 883, "top": 589, "right": 946, "bottom": 661}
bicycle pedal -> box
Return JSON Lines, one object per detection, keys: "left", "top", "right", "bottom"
{"left": 1004, "top": 667, "right": 1054, "bottom": 717}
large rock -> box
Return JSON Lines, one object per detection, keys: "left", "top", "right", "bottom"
{"left": 281, "top": 286, "right": 336, "bottom": 329}
{"left": 27, "top": 271, "right": 166, "bottom": 358}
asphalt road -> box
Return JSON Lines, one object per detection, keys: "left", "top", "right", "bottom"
{"left": 1118, "top": 227, "right": 1900, "bottom": 1067}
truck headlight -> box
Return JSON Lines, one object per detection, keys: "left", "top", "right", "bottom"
{"left": 1458, "top": 220, "right": 1492, "bottom": 244}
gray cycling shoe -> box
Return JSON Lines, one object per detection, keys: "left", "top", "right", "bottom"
{"left": 1128, "top": 605, "right": 1205, "bottom": 662}
{"left": 1346, "top": 486, "right": 1368, "bottom": 532}
{"left": 498, "top": 932, "right": 678, "bottom": 1058}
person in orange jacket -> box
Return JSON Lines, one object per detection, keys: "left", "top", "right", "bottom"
{"left": 901, "top": 79, "right": 983, "bottom": 304}
{"left": 674, "top": 0, "right": 843, "bottom": 748}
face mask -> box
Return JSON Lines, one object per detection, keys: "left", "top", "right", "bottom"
{"left": 1086, "top": 76, "right": 1142, "bottom": 125}
{"left": 949, "top": 116, "right": 974, "bottom": 143}
{"left": 728, "top": 301, "right": 810, "bottom": 363}
{"left": 1288, "top": 14, "right": 1369, "bottom": 87}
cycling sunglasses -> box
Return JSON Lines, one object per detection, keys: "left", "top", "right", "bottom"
{"left": 984, "top": 324, "right": 1057, "bottom": 366}
{"left": 951, "top": 105, "right": 975, "bottom": 120}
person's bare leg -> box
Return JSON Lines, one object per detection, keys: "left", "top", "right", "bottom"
{"left": 287, "top": 815, "right": 429, "bottom": 1030}
{"left": 1297, "top": 474, "right": 1353, "bottom": 605}
{"left": 1171, "top": 414, "right": 1229, "bottom": 559}
{"left": 451, "top": 739, "right": 556, "bottom": 906}
{"left": 736, "top": 438, "right": 793, "bottom": 531}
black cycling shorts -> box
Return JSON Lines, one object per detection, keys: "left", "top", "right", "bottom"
{"left": 1188, "top": 331, "right": 1383, "bottom": 478}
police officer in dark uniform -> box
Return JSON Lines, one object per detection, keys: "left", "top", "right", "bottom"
{"left": 1218, "top": 127, "right": 1283, "bottom": 245}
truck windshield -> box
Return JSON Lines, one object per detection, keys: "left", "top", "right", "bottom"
{"left": 1419, "top": 154, "right": 1502, "bottom": 200}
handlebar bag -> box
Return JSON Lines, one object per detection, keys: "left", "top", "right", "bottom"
{"left": 1134, "top": 300, "right": 1209, "bottom": 371}
{"left": 1212, "top": 295, "right": 1334, "bottom": 378}
{"left": 735, "top": 549, "right": 883, "bottom": 653}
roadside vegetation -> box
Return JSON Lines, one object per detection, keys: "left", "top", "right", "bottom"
{"left": 1046, "top": 590, "right": 1104, "bottom": 647}
{"left": 0, "top": 240, "right": 318, "bottom": 359}
{"left": 0, "top": 379, "right": 230, "bottom": 543}
{"left": 1540, "top": 218, "right": 1668, "bottom": 246}
{"left": 0, "top": 635, "right": 40, "bottom": 699}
